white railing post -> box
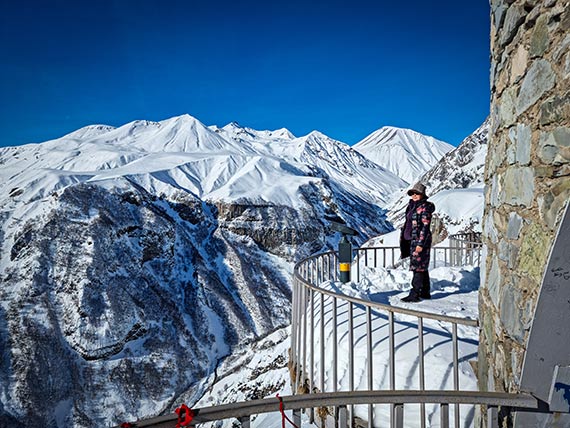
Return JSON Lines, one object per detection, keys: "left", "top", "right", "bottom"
{"left": 367, "top": 306, "right": 373, "bottom": 428}
{"left": 348, "top": 302, "right": 354, "bottom": 425}
{"left": 453, "top": 323, "right": 460, "bottom": 428}
{"left": 333, "top": 296, "right": 338, "bottom": 393}
{"left": 418, "top": 316, "right": 426, "bottom": 428}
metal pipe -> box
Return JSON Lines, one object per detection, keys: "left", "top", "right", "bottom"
{"left": 441, "top": 403, "right": 449, "bottom": 428}
{"left": 357, "top": 249, "right": 360, "bottom": 283}
{"left": 453, "top": 323, "right": 459, "bottom": 428}
{"left": 339, "top": 405, "right": 348, "bottom": 428}
{"left": 389, "top": 310, "right": 395, "bottom": 428}
{"left": 367, "top": 306, "right": 373, "bottom": 428}
{"left": 333, "top": 296, "right": 338, "bottom": 393}
{"left": 374, "top": 248, "right": 378, "bottom": 268}
{"left": 389, "top": 311, "right": 395, "bottom": 389}
{"left": 320, "top": 292, "right": 325, "bottom": 394}
{"left": 302, "top": 285, "right": 307, "bottom": 394}
{"left": 310, "top": 288, "right": 315, "bottom": 423}
{"left": 291, "top": 279, "right": 298, "bottom": 393}
{"left": 348, "top": 302, "right": 354, "bottom": 425}
{"left": 418, "top": 316, "right": 426, "bottom": 428}
{"left": 394, "top": 403, "right": 404, "bottom": 428}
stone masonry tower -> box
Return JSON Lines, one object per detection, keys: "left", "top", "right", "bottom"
{"left": 480, "top": 0, "right": 570, "bottom": 426}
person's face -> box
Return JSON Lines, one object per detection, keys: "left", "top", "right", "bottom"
{"left": 410, "top": 192, "right": 422, "bottom": 201}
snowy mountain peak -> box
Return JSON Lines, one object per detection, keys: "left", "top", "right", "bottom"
{"left": 62, "top": 124, "right": 117, "bottom": 140}
{"left": 219, "top": 122, "right": 296, "bottom": 141}
{"left": 354, "top": 126, "right": 453, "bottom": 184}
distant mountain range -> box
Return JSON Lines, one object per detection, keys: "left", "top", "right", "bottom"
{"left": 0, "top": 114, "right": 486, "bottom": 427}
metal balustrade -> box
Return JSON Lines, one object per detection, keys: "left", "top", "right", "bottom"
{"left": 120, "top": 233, "right": 548, "bottom": 428}
{"left": 290, "top": 238, "right": 484, "bottom": 428}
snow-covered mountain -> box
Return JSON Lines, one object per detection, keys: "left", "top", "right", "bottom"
{"left": 387, "top": 118, "right": 490, "bottom": 236}
{"left": 0, "top": 114, "right": 406, "bottom": 427}
{"left": 353, "top": 126, "right": 454, "bottom": 184}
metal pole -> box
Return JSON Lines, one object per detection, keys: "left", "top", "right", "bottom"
{"left": 389, "top": 311, "right": 395, "bottom": 428}
{"left": 487, "top": 405, "right": 499, "bottom": 428}
{"left": 296, "top": 280, "right": 304, "bottom": 394}
{"left": 367, "top": 306, "right": 373, "bottom": 428}
{"left": 339, "top": 405, "right": 348, "bottom": 428}
{"left": 302, "top": 285, "right": 307, "bottom": 394}
{"left": 310, "top": 289, "right": 315, "bottom": 423}
{"left": 333, "top": 297, "right": 338, "bottom": 393}
{"left": 453, "top": 323, "right": 459, "bottom": 428}
{"left": 440, "top": 403, "right": 449, "bottom": 428}
{"left": 394, "top": 403, "right": 404, "bottom": 428}
{"left": 348, "top": 302, "right": 354, "bottom": 425}
{"left": 374, "top": 248, "right": 378, "bottom": 268}
{"left": 291, "top": 279, "right": 298, "bottom": 393}
{"left": 418, "top": 317, "right": 426, "bottom": 428}
{"left": 320, "top": 292, "right": 325, "bottom": 394}
{"left": 357, "top": 249, "right": 360, "bottom": 283}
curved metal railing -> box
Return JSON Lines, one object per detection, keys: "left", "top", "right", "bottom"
{"left": 116, "top": 389, "right": 539, "bottom": 428}
{"left": 290, "top": 238, "right": 484, "bottom": 427}
{"left": 119, "top": 234, "right": 547, "bottom": 428}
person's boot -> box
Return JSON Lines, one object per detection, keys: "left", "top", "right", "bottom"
{"left": 420, "top": 271, "right": 431, "bottom": 299}
{"left": 401, "top": 271, "right": 422, "bottom": 302}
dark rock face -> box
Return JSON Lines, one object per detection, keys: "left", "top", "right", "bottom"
{"left": 0, "top": 179, "right": 391, "bottom": 427}
{"left": 420, "top": 118, "right": 489, "bottom": 196}
{"left": 1, "top": 183, "right": 291, "bottom": 426}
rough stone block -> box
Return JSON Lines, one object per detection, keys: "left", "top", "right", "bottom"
{"left": 500, "top": 4, "right": 525, "bottom": 47}
{"left": 540, "top": 94, "right": 570, "bottom": 126}
{"left": 517, "top": 59, "right": 557, "bottom": 116}
{"left": 487, "top": 256, "right": 502, "bottom": 307}
{"left": 510, "top": 44, "right": 528, "bottom": 83}
{"left": 530, "top": 15, "right": 549, "bottom": 57}
{"left": 500, "top": 86, "right": 519, "bottom": 126}
{"left": 500, "top": 284, "right": 525, "bottom": 343}
{"left": 501, "top": 167, "right": 535, "bottom": 206}
{"left": 484, "top": 212, "right": 499, "bottom": 244}
{"left": 507, "top": 212, "right": 524, "bottom": 239}
{"left": 519, "top": 222, "right": 551, "bottom": 283}
{"left": 539, "top": 127, "right": 570, "bottom": 165}
{"left": 516, "top": 123, "right": 532, "bottom": 165}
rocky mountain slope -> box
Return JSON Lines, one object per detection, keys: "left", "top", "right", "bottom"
{"left": 0, "top": 114, "right": 417, "bottom": 427}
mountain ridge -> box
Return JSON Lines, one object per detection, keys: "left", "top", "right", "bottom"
{"left": 0, "top": 113, "right": 461, "bottom": 427}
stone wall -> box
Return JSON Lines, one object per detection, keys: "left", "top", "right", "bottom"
{"left": 480, "top": 0, "right": 570, "bottom": 406}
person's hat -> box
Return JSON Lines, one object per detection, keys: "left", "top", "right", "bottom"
{"left": 407, "top": 182, "right": 427, "bottom": 197}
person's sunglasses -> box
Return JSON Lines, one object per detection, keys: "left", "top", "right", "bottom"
{"left": 409, "top": 191, "right": 421, "bottom": 196}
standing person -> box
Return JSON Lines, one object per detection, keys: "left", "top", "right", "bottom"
{"left": 400, "top": 182, "right": 435, "bottom": 302}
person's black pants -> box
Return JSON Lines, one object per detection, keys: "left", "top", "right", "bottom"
{"left": 411, "top": 271, "right": 431, "bottom": 298}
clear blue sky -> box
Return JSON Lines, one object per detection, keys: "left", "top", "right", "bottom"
{"left": 0, "top": 0, "right": 490, "bottom": 148}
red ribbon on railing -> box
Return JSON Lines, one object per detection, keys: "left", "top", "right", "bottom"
{"left": 276, "top": 393, "right": 299, "bottom": 428}
{"left": 175, "top": 404, "right": 195, "bottom": 428}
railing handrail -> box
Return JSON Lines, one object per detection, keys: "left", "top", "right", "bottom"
{"left": 293, "top": 246, "right": 479, "bottom": 327}
{"left": 290, "top": 239, "right": 485, "bottom": 427}
{"left": 116, "top": 390, "right": 539, "bottom": 427}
